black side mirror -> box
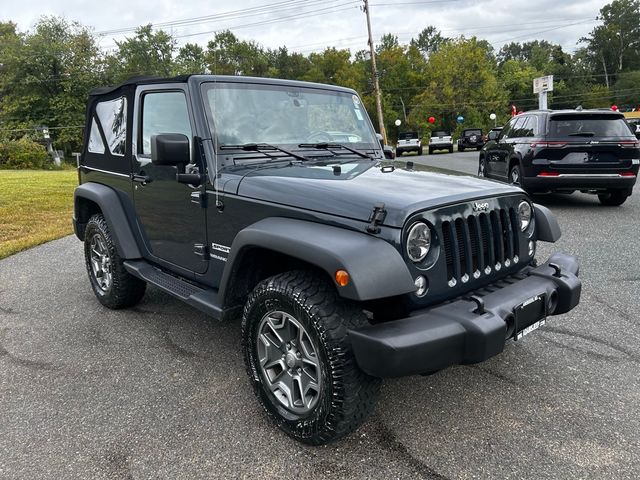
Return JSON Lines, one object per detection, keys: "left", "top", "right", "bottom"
{"left": 151, "top": 133, "right": 190, "bottom": 166}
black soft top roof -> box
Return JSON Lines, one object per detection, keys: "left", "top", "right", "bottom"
{"left": 89, "top": 75, "right": 192, "bottom": 96}
{"left": 89, "top": 74, "right": 356, "bottom": 97}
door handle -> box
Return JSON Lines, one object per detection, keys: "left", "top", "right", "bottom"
{"left": 132, "top": 174, "right": 152, "bottom": 185}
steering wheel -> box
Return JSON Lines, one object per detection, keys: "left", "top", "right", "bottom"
{"left": 306, "top": 131, "right": 333, "bottom": 143}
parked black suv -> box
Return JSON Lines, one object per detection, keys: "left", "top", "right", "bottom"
{"left": 457, "top": 128, "right": 484, "bottom": 151}
{"left": 73, "top": 75, "right": 581, "bottom": 445}
{"left": 479, "top": 110, "right": 639, "bottom": 205}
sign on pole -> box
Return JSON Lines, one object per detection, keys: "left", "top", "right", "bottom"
{"left": 533, "top": 75, "right": 554, "bottom": 94}
{"left": 533, "top": 75, "right": 553, "bottom": 110}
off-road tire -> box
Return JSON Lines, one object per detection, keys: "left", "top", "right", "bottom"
{"left": 242, "top": 270, "right": 381, "bottom": 445}
{"left": 448, "top": 146, "right": 453, "bottom": 153}
{"left": 428, "top": 147, "right": 434, "bottom": 155}
{"left": 459, "top": 145, "right": 464, "bottom": 152}
{"left": 83, "top": 213, "right": 146, "bottom": 309}
{"left": 418, "top": 147, "right": 423, "bottom": 156}
{"left": 598, "top": 190, "right": 628, "bottom": 206}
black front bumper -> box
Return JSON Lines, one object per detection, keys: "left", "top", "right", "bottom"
{"left": 349, "top": 253, "right": 581, "bottom": 378}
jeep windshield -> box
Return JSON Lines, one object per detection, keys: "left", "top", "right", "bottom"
{"left": 202, "top": 82, "right": 378, "bottom": 156}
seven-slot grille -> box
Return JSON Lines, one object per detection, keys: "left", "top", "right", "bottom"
{"left": 441, "top": 208, "right": 520, "bottom": 286}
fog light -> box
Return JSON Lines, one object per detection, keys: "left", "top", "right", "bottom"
{"left": 528, "top": 240, "right": 535, "bottom": 257}
{"left": 414, "top": 275, "right": 428, "bottom": 297}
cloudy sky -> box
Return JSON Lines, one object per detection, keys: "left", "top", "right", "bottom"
{"left": 3, "top": 0, "right": 608, "bottom": 55}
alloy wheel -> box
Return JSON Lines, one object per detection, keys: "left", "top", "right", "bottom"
{"left": 256, "top": 310, "right": 322, "bottom": 415}
{"left": 89, "top": 233, "right": 112, "bottom": 293}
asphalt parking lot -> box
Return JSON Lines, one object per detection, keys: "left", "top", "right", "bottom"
{"left": 1, "top": 151, "right": 639, "bottom": 479}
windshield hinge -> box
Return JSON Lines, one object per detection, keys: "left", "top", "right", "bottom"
{"left": 366, "top": 203, "right": 387, "bottom": 234}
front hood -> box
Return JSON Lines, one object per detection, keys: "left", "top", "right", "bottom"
{"left": 232, "top": 161, "right": 523, "bottom": 227}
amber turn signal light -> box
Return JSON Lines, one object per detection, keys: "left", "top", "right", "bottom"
{"left": 335, "top": 269, "right": 350, "bottom": 287}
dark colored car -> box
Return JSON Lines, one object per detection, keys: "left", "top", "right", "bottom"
{"left": 73, "top": 75, "right": 581, "bottom": 445}
{"left": 457, "top": 128, "right": 484, "bottom": 151}
{"left": 479, "top": 110, "right": 639, "bottom": 206}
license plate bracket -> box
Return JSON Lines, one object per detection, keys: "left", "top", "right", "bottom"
{"left": 513, "top": 294, "right": 547, "bottom": 341}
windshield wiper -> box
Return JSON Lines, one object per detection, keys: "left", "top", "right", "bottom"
{"left": 567, "top": 132, "right": 596, "bottom": 137}
{"left": 298, "top": 142, "right": 371, "bottom": 159}
{"left": 220, "top": 143, "right": 310, "bottom": 162}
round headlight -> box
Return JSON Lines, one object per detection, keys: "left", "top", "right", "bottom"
{"left": 518, "top": 201, "right": 532, "bottom": 232}
{"left": 406, "top": 222, "right": 431, "bottom": 262}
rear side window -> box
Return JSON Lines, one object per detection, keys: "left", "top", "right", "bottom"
{"left": 95, "top": 97, "right": 127, "bottom": 156}
{"left": 549, "top": 115, "right": 634, "bottom": 137}
{"left": 141, "top": 91, "right": 192, "bottom": 155}
{"left": 519, "top": 116, "right": 537, "bottom": 137}
{"left": 87, "top": 118, "right": 105, "bottom": 154}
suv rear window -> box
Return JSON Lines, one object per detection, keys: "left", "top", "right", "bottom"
{"left": 399, "top": 132, "right": 418, "bottom": 139}
{"left": 548, "top": 114, "right": 634, "bottom": 138}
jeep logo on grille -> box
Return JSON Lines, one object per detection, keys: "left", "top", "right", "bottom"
{"left": 472, "top": 202, "right": 489, "bottom": 212}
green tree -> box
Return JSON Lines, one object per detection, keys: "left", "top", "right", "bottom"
{"left": 205, "top": 30, "right": 269, "bottom": 76}
{"left": 174, "top": 43, "right": 207, "bottom": 75}
{"left": 410, "top": 26, "right": 449, "bottom": 59}
{"left": 580, "top": 0, "right": 640, "bottom": 87}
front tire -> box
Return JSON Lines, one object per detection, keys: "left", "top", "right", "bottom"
{"left": 242, "top": 271, "right": 380, "bottom": 445}
{"left": 83, "top": 214, "right": 146, "bottom": 309}
{"left": 598, "top": 190, "right": 629, "bottom": 206}
{"left": 459, "top": 145, "right": 464, "bottom": 152}
{"left": 448, "top": 146, "right": 454, "bottom": 153}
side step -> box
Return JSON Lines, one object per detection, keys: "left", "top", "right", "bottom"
{"left": 123, "top": 260, "right": 223, "bottom": 320}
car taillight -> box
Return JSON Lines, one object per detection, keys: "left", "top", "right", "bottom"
{"left": 620, "top": 172, "right": 636, "bottom": 177}
{"left": 619, "top": 141, "right": 640, "bottom": 148}
{"left": 538, "top": 171, "right": 560, "bottom": 177}
{"left": 530, "top": 141, "right": 567, "bottom": 148}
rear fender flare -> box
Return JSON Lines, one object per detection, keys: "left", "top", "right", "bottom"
{"left": 74, "top": 183, "right": 141, "bottom": 258}
{"left": 219, "top": 217, "right": 416, "bottom": 304}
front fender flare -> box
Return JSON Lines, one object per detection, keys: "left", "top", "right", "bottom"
{"left": 533, "top": 203, "right": 561, "bottom": 242}
{"left": 219, "top": 217, "right": 416, "bottom": 303}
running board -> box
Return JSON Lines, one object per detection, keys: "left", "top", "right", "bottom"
{"left": 123, "top": 260, "right": 223, "bottom": 320}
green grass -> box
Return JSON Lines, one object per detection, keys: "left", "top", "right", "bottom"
{"left": 0, "top": 170, "right": 78, "bottom": 259}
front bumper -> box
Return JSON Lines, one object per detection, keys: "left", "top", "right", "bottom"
{"left": 349, "top": 252, "right": 581, "bottom": 378}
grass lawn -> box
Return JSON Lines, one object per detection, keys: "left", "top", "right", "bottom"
{"left": 0, "top": 169, "right": 78, "bottom": 259}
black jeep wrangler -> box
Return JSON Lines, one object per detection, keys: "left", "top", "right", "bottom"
{"left": 458, "top": 128, "right": 484, "bottom": 152}
{"left": 73, "top": 75, "right": 581, "bottom": 445}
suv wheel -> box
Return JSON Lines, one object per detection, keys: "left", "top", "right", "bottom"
{"left": 242, "top": 270, "right": 380, "bottom": 445}
{"left": 598, "top": 190, "right": 629, "bottom": 206}
{"left": 459, "top": 146, "right": 464, "bottom": 152}
{"left": 83, "top": 214, "right": 146, "bottom": 309}
{"left": 448, "top": 146, "right": 453, "bottom": 153}
{"left": 428, "top": 147, "right": 433, "bottom": 155}
{"left": 509, "top": 164, "right": 522, "bottom": 186}
{"left": 419, "top": 147, "right": 423, "bottom": 156}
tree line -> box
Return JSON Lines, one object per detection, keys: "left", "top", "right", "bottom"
{"left": 0, "top": 0, "right": 639, "bottom": 159}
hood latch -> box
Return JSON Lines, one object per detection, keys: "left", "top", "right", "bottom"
{"left": 366, "top": 203, "right": 387, "bottom": 234}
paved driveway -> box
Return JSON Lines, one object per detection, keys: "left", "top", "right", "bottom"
{"left": 1, "top": 153, "right": 639, "bottom": 479}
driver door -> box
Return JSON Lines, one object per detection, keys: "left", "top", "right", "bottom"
{"left": 132, "top": 85, "right": 208, "bottom": 275}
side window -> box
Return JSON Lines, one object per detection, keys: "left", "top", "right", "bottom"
{"left": 501, "top": 118, "right": 517, "bottom": 139}
{"left": 520, "top": 116, "right": 535, "bottom": 137}
{"left": 87, "top": 117, "right": 105, "bottom": 154}
{"left": 141, "top": 91, "right": 192, "bottom": 156}
{"left": 95, "top": 97, "right": 127, "bottom": 156}
{"left": 509, "top": 116, "right": 527, "bottom": 138}
{"left": 530, "top": 116, "right": 541, "bottom": 136}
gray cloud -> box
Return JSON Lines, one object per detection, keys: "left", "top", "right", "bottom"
{"left": 2, "top": 0, "right": 607, "bottom": 54}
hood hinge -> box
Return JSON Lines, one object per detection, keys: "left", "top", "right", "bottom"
{"left": 366, "top": 203, "right": 387, "bottom": 234}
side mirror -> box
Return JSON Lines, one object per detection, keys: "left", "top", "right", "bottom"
{"left": 151, "top": 133, "right": 190, "bottom": 166}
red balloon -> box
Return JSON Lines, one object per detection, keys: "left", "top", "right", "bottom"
{"left": 611, "top": 105, "right": 618, "bottom": 111}
{"left": 428, "top": 116, "right": 436, "bottom": 124}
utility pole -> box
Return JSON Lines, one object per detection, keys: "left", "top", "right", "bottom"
{"left": 363, "top": 0, "right": 387, "bottom": 144}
